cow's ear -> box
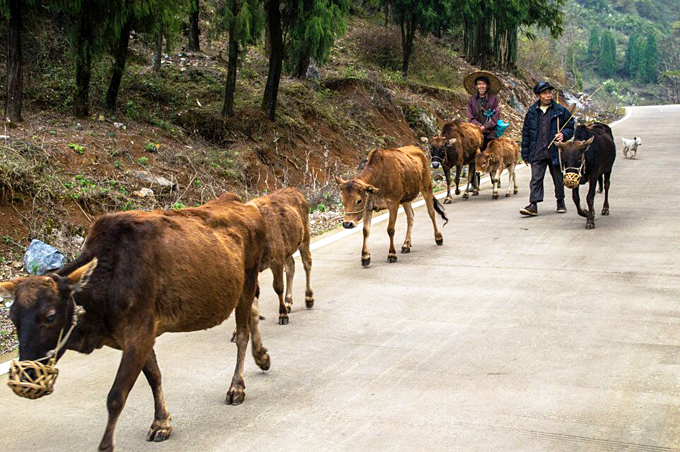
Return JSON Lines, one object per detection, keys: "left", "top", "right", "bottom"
{"left": 364, "top": 184, "right": 379, "bottom": 194}
{"left": 584, "top": 136, "right": 594, "bottom": 146}
{"left": 555, "top": 141, "right": 566, "bottom": 149}
{"left": 0, "top": 282, "right": 15, "bottom": 301}
{"left": 420, "top": 137, "right": 429, "bottom": 144}
{"left": 334, "top": 176, "right": 347, "bottom": 186}
{"left": 66, "top": 258, "right": 98, "bottom": 292}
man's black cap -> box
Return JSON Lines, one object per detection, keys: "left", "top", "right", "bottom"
{"left": 533, "top": 81, "right": 555, "bottom": 94}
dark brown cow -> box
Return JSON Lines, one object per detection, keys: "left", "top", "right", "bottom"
{"left": 335, "top": 145, "right": 448, "bottom": 267}
{"left": 252, "top": 188, "right": 314, "bottom": 325}
{"left": 474, "top": 137, "right": 519, "bottom": 199}
{"left": 423, "top": 119, "right": 484, "bottom": 202}
{"left": 0, "top": 193, "right": 271, "bottom": 451}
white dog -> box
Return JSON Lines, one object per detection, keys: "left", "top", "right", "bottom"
{"left": 622, "top": 137, "right": 641, "bottom": 159}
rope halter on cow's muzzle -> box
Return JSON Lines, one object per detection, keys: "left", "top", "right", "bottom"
{"left": 7, "top": 296, "right": 86, "bottom": 400}
{"left": 559, "top": 145, "right": 587, "bottom": 189}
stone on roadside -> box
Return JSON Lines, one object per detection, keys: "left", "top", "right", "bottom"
{"left": 23, "top": 239, "right": 65, "bottom": 275}
{"left": 133, "top": 188, "right": 155, "bottom": 198}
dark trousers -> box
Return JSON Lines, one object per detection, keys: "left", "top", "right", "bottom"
{"left": 529, "top": 158, "right": 564, "bottom": 204}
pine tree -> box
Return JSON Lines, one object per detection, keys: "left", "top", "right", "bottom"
{"left": 598, "top": 30, "right": 616, "bottom": 78}
{"left": 624, "top": 33, "right": 638, "bottom": 77}
{"left": 642, "top": 34, "right": 658, "bottom": 83}
{"left": 587, "top": 27, "right": 600, "bottom": 63}
{"left": 285, "top": 0, "right": 350, "bottom": 79}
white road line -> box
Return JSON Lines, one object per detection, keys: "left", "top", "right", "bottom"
{"left": 0, "top": 107, "right": 635, "bottom": 375}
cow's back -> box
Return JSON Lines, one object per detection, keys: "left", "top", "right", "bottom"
{"left": 488, "top": 137, "right": 519, "bottom": 166}
{"left": 364, "top": 146, "right": 428, "bottom": 204}
{"left": 253, "top": 188, "right": 309, "bottom": 266}
{"left": 448, "top": 120, "right": 483, "bottom": 162}
{"left": 73, "top": 195, "right": 266, "bottom": 335}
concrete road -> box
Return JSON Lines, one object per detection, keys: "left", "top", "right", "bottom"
{"left": 2, "top": 106, "right": 680, "bottom": 451}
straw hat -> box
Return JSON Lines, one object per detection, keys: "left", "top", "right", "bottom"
{"left": 464, "top": 71, "right": 502, "bottom": 96}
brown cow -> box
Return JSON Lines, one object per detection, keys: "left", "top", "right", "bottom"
{"left": 335, "top": 145, "right": 448, "bottom": 267}
{"left": 474, "top": 137, "right": 519, "bottom": 199}
{"left": 251, "top": 188, "right": 314, "bottom": 325}
{"left": 0, "top": 193, "right": 271, "bottom": 452}
{"left": 423, "top": 119, "right": 484, "bottom": 202}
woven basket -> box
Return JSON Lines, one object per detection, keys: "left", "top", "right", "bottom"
{"left": 7, "top": 359, "right": 59, "bottom": 400}
{"left": 563, "top": 172, "right": 581, "bottom": 189}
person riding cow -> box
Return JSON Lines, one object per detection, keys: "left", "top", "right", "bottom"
{"left": 465, "top": 70, "right": 502, "bottom": 189}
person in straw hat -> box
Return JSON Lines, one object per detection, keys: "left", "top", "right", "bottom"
{"left": 465, "top": 70, "right": 502, "bottom": 190}
{"left": 465, "top": 70, "right": 502, "bottom": 152}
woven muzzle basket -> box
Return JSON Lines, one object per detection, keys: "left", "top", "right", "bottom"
{"left": 7, "top": 359, "right": 59, "bottom": 400}
{"left": 563, "top": 172, "right": 581, "bottom": 189}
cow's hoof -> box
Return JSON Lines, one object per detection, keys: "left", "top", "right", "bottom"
{"left": 435, "top": 236, "right": 443, "bottom": 246}
{"left": 401, "top": 246, "right": 410, "bottom": 254}
{"left": 279, "top": 314, "right": 289, "bottom": 325}
{"left": 226, "top": 386, "right": 246, "bottom": 405}
{"left": 305, "top": 294, "right": 314, "bottom": 309}
{"left": 387, "top": 255, "right": 397, "bottom": 263}
{"left": 361, "top": 257, "right": 371, "bottom": 267}
{"left": 492, "top": 194, "right": 499, "bottom": 199}
{"left": 505, "top": 193, "right": 511, "bottom": 197}
{"left": 256, "top": 351, "right": 271, "bottom": 371}
{"left": 601, "top": 208, "right": 609, "bottom": 216}
{"left": 586, "top": 223, "right": 595, "bottom": 230}
{"left": 147, "top": 420, "right": 172, "bottom": 442}
{"left": 455, "top": 189, "right": 461, "bottom": 195}
{"left": 444, "top": 197, "right": 452, "bottom": 204}
{"left": 472, "top": 191, "right": 479, "bottom": 196}
{"left": 514, "top": 189, "right": 519, "bottom": 195}
{"left": 462, "top": 193, "right": 469, "bottom": 200}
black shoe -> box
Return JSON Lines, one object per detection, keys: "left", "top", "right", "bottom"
{"left": 520, "top": 203, "right": 538, "bottom": 216}
{"left": 556, "top": 199, "right": 567, "bottom": 213}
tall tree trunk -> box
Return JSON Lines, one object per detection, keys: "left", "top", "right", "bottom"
{"left": 222, "top": 13, "right": 239, "bottom": 117}
{"left": 262, "top": 0, "right": 284, "bottom": 121}
{"left": 400, "top": 12, "right": 416, "bottom": 76}
{"left": 106, "top": 18, "right": 132, "bottom": 111}
{"left": 5, "top": 0, "right": 23, "bottom": 122}
{"left": 153, "top": 31, "right": 163, "bottom": 73}
{"left": 383, "top": 2, "right": 389, "bottom": 27}
{"left": 74, "top": 0, "right": 93, "bottom": 118}
{"left": 293, "top": 53, "right": 310, "bottom": 79}
{"left": 506, "top": 28, "right": 518, "bottom": 71}
{"left": 188, "top": 0, "right": 200, "bottom": 51}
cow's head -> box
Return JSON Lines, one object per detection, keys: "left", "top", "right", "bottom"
{"left": 421, "top": 136, "right": 456, "bottom": 169}
{"left": 556, "top": 137, "right": 594, "bottom": 187}
{"left": 0, "top": 258, "right": 97, "bottom": 363}
{"left": 335, "top": 177, "right": 379, "bottom": 229}
{"left": 474, "top": 149, "right": 493, "bottom": 173}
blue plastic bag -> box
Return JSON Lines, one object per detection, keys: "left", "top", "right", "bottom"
{"left": 496, "top": 119, "right": 509, "bottom": 137}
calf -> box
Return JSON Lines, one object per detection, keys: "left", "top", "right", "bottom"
{"left": 556, "top": 122, "right": 616, "bottom": 229}
{"left": 423, "top": 119, "right": 484, "bottom": 202}
{"left": 0, "top": 193, "right": 271, "bottom": 451}
{"left": 474, "top": 137, "right": 519, "bottom": 199}
{"left": 336, "top": 145, "right": 448, "bottom": 267}
{"left": 622, "top": 136, "right": 641, "bottom": 159}
{"left": 252, "top": 188, "right": 314, "bottom": 325}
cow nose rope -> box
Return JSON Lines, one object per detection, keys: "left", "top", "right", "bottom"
{"left": 7, "top": 295, "right": 86, "bottom": 400}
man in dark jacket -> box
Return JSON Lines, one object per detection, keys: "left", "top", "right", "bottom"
{"left": 519, "top": 81, "right": 575, "bottom": 216}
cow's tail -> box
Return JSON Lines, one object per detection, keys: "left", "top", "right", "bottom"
{"left": 433, "top": 196, "right": 449, "bottom": 226}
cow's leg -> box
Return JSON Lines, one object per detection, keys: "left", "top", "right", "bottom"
{"left": 470, "top": 163, "right": 479, "bottom": 196}
{"left": 248, "top": 287, "right": 270, "bottom": 371}
{"left": 597, "top": 174, "right": 604, "bottom": 193}
{"left": 401, "top": 202, "right": 414, "bottom": 253}
{"left": 492, "top": 168, "right": 499, "bottom": 199}
{"left": 585, "top": 179, "right": 597, "bottom": 229}
{"left": 386, "top": 204, "right": 399, "bottom": 263}
{"left": 298, "top": 239, "right": 314, "bottom": 308}
{"left": 572, "top": 187, "right": 588, "bottom": 218}
{"left": 98, "top": 333, "right": 155, "bottom": 452}
{"left": 423, "top": 190, "right": 443, "bottom": 246}
{"left": 601, "top": 171, "right": 611, "bottom": 215}
{"left": 454, "top": 165, "right": 462, "bottom": 196}
{"left": 462, "top": 165, "right": 471, "bottom": 199}
{"left": 361, "top": 209, "right": 374, "bottom": 267}
{"left": 284, "top": 256, "right": 295, "bottom": 311}
{"left": 143, "top": 349, "right": 172, "bottom": 443}
{"left": 270, "top": 263, "right": 289, "bottom": 325}
{"left": 443, "top": 166, "right": 453, "bottom": 204}
{"left": 511, "top": 163, "right": 519, "bottom": 195}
